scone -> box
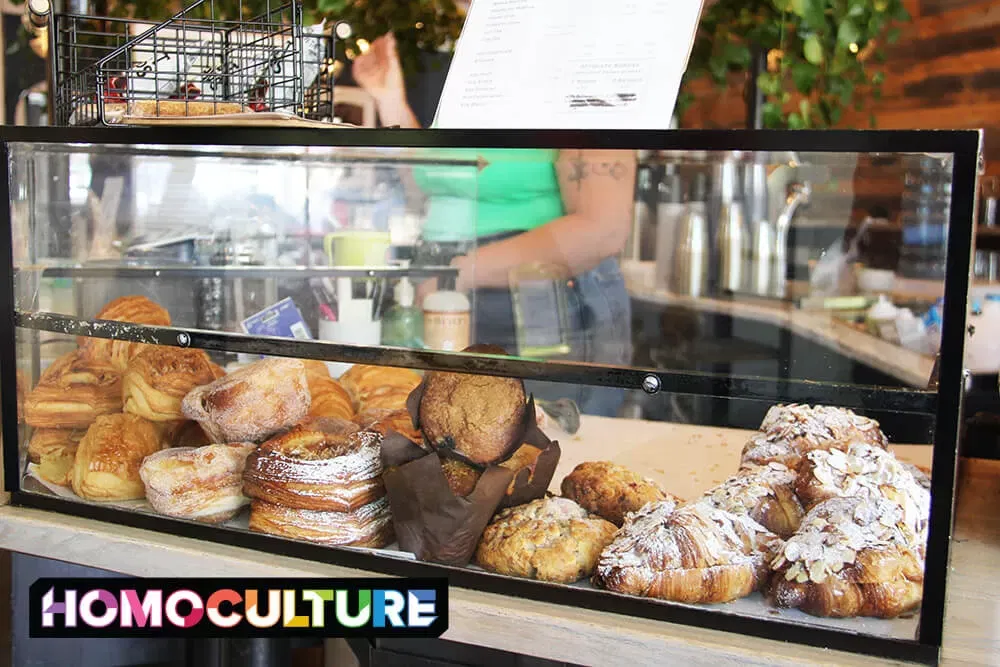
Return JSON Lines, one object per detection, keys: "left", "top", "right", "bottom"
{"left": 29, "top": 429, "right": 86, "bottom": 487}
{"left": 123, "top": 347, "right": 224, "bottom": 422}
{"left": 561, "top": 461, "right": 673, "bottom": 527}
{"left": 420, "top": 364, "right": 526, "bottom": 465}
{"left": 79, "top": 295, "right": 172, "bottom": 371}
{"left": 140, "top": 443, "right": 256, "bottom": 523}
{"left": 181, "top": 357, "right": 310, "bottom": 443}
{"left": 759, "top": 404, "right": 889, "bottom": 453}
{"left": 475, "top": 496, "right": 617, "bottom": 583}
{"left": 71, "top": 414, "right": 169, "bottom": 501}
{"left": 24, "top": 351, "right": 123, "bottom": 429}
{"left": 249, "top": 496, "right": 394, "bottom": 547}
{"left": 243, "top": 420, "right": 383, "bottom": 512}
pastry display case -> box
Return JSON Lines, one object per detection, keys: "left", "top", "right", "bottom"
{"left": 0, "top": 126, "right": 980, "bottom": 664}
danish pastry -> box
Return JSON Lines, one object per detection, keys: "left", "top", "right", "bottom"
{"left": 769, "top": 496, "right": 924, "bottom": 618}
{"left": 593, "top": 499, "right": 779, "bottom": 604}
{"left": 307, "top": 375, "right": 355, "bottom": 421}
{"left": 29, "top": 429, "right": 85, "bottom": 487}
{"left": 356, "top": 408, "right": 422, "bottom": 445}
{"left": 759, "top": 404, "right": 889, "bottom": 453}
{"left": 243, "top": 421, "right": 383, "bottom": 512}
{"left": 79, "top": 296, "right": 172, "bottom": 371}
{"left": 182, "top": 357, "right": 310, "bottom": 443}
{"left": 340, "top": 364, "right": 421, "bottom": 409}
{"left": 475, "top": 496, "right": 617, "bottom": 583}
{"left": 71, "top": 413, "right": 168, "bottom": 501}
{"left": 140, "top": 443, "right": 256, "bottom": 523}
{"left": 699, "top": 463, "right": 804, "bottom": 539}
{"left": 123, "top": 347, "right": 224, "bottom": 422}
{"left": 24, "top": 351, "right": 122, "bottom": 429}
{"left": 248, "top": 496, "right": 393, "bottom": 547}
{"left": 561, "top": 460, "right": 674, "bottom": 527}
{"left": 420, "top": 367, "right": 526, "bottom": 465}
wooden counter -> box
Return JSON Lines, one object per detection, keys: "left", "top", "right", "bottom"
{"left": 1, "top": 416, "right": 997, "bottom": 666}
{"left": 630, "top": 285, "right": 934, "bottom": 388}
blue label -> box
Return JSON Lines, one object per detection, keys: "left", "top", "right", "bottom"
{"left": 241, "top": 297, "right": 313, "bottom": 341}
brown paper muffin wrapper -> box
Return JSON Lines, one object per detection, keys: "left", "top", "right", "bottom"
{"left": 379, "top": 380, "right": 561, "bottom": 565}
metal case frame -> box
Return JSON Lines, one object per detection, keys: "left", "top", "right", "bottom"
{"left": 0, "top": 126, "right": 982, "bottom": 664}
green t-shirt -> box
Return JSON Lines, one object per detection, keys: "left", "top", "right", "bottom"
{"left": 414, "top": 149, "right": 563, "bottom": 241}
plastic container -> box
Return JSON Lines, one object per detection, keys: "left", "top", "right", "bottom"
{"left": 381, "top": 274, "right": 424, "bottom": 348}
{"left": 422, "top": 290, "right": 470, "bottom": 351}
{"left": 866, "top": 295, "right": 900, "bottom": 343}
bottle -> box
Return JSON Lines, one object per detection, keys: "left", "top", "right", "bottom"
{"left": 715, "top": 156, "right": 748, "bottom": 293}
{"left": 654, "top": 169, "right": 685, "bottom": 290}
{"left": 865, "top": 294, "right": 900, "bottom": 343}
{"left": 422, "top": 289, "right": 470, "bottom": 351}
{"left": 672, "top": 174, "right": 710, "bottom": 297}
{"left": 381, "top": 274, "right": 424, "bottom": 348}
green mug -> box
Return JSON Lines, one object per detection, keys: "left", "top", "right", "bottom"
{"left": 324, "top": 231, "right": 392, "bottom": 267}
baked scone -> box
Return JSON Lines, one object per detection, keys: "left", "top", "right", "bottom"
{"left": 795, "top": 442, "right": 930, "bottom": 540}
{"left": 243, "top": 421, "right": 382, "bottom": 512}
{"left": 307, "top": 375, "right": 355, "bottom": 421}
{"left": 79, "top": 296, "right": 172, "bottom": 371}
{"left": 340, "top": 364, "right": 421, "bottom": 409}
{"left": 29, "top": 429, "right": 85, "bottom": 487}
{"left": 759, "top": 404, "right": 889, "bottom": 453}
{"left": 475, "top": 496, "right": 617, "bottom": 583}
{"left": 699, "top": 463, "right": 804, "bottom": 539}
{"left": 71, "top": 414, "right": 168, "bottom": 501}
{"left": 249, "top": 496, "right": 393, "bottom": 547}
{"left": 739, "top": 433, "right": 803, "bottom": 470}
{"left": 181, "top": 357, "right": 310, "bottom": 443}
{"left": 24, "top": 351, "right": 123, "bottom": 429}
{"left": 123, "top": 347, "right": 224, "bottom": 422}
{"left": 593, "top": 499, "right": 779, "bottom": 603}
{"left": 561, "top": 461, "right": 673, "bottom": 527}
{"left": 420, "top": 368, "right": 526, "bottom": 465}
{"left": 140, "top": 443, "right": 256, "bottom": 523}
{"left": 769, "top": 496, "right": 924, "bottom": 618}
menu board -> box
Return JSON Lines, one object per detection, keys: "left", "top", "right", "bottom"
{"left": 433, "top": 0, "right": 704, "bottom": 129}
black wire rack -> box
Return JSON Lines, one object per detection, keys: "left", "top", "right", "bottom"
{"left": 49, "top": 0, "right": 337, "bottom": 126}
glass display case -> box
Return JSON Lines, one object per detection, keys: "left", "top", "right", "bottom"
{"left": 0, "top": 126, "right": 980, "bottom": 663}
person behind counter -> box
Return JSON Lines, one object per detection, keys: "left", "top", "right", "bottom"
{"left": 353, "top": 34, "right": 635, "bottom": 417}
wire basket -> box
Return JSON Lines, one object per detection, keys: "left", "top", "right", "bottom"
{"left": 51, "top": 0, "right": 336, "bottom": 126}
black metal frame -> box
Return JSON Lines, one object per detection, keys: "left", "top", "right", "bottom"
{"left": 0, "top": 126, "right": 982, "bottom": 665}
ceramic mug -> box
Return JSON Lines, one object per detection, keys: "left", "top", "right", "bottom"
{"left": 324, "top": 231, "right": 392, "bottom": 267}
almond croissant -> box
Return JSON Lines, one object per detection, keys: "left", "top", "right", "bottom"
{"left": 699, "top": 462, "right": 804, "bottom": 539}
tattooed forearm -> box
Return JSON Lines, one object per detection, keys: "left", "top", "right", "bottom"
{"left": 566, "top": 153, "right": 629, "bottom": 191}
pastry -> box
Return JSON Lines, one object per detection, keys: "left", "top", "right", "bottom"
{"left": 759, "top": 404, "right": 889, "bottom": 453}
{"left": 769, "top": 496, "right": 924, "bottom": 618}
{"left": 29, "top": 429, "right": 85, "bottom": 487}
{"left": 356, "top": 408, "right": 423, "bottom": 445}
{"left": 794, "top": 441, "right": 930, "bottom": 539}
{"left": 161, "top": 420, "right": 212, "bottom": 448}
{"left": 475, "top": 496, "right": 617, "bottom": 583}
{"left": 140, "top": 443, "right": 256, "bottom": 523}
{"left": 360, "top": 387, "right": 413, "bottom": 412}
{"left": 593, "top": 499, "right": 779, "bottom": 604}
{"left": 340, "top": 364, "right": 421, "bottom": 409}
{"left": 79, "top": 296, "right": 172, "bottom": 371}
{"left": 181, "top": 357, "right": 310, "bottom": 443}
{"left": 24, "top": 351, "right": 122, "bottom": 429}
{"left": 307, "top": 375, "right": 355, "bottom": 421}
{"left": 249, "top": 496, "right": 393, "bottom": 547}
{"left": 561, "top": 461, "right": 673, "bottom": 527}
{"left": 699, "top": 463, "right": 804, "bottom": 539}
{"left": 420, "top": 365, "right": 526, "bottom": 466}
{"left": 243, "top": 420, "right": 383, "bottom": 512}
{"left": 441, "top": 458, "right": 482, "bottom": 497}
{"left": 123, "top": 347, "right": 224, "bottom": 422}
{"left": 71, "top": 413, "right": 168, "bottom": 501}
{"left": 739, "top": 433, "right": 803, "bottom": 470}
{"left": 499, "top": 444, "right": 545, "bottom": 495}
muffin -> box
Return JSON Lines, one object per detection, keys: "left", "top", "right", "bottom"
{"left": 441, "top": 458, "right": 483, "bottom": 497}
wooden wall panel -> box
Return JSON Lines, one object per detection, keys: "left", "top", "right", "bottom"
{"left": 682, "top": 0, "right": 1000, "bottom": 177}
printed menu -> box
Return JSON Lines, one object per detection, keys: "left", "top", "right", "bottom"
{"left": 434, "top": 0, "right": 704, "bottom": 129}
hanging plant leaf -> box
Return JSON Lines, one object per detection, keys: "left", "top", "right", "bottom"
{"left": 791, "top": 61, "right": 819, "bottom": 93}
{"left": 804, "top": 35, "right": 824, "bottom": 64}
{"left": 837, "top": 20, "right": 861, "bottom": 46}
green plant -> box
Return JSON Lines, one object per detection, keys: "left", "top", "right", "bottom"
{"left": 679, "top": 0, "right": 911, "bottom": 129}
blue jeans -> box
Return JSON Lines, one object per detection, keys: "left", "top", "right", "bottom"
{"left": 473, "top": 257, "right": 633, "bottom": 417}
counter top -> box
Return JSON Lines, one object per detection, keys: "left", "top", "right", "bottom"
{"left": 1, "top": 416, "right": 995, "bottom": 666}
{"left": 629, "top": 285, "right": 934, "bottom": 388}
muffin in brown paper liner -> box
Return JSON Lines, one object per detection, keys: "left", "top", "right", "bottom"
{"left": 378, "top": 371, "right": 561, "bottom": 566}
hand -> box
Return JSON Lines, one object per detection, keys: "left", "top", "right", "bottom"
{"left": 352, "top": 33, "right": 406, "bottom": 104}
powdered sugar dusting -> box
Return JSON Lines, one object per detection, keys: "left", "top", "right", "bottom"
{"left": 759, "top": 404, "right": 889, "bottom": 451}
{"left": 250, "top": 430, "right": 382, "bottom": 486}
{"left": 701, "top": 463, "right": 796, "bottom": 517}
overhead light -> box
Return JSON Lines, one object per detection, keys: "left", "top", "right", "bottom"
{"left": 849, "top": 42, "right": 859, "bottom": 53}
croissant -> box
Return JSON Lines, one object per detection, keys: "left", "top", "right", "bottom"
{"left": 24, "top": 351, "right": 122, "bottom": 429}
{"left": 795, "top": 441, "right": 930, "bottom": 542}
{"left": 78, "top": 296, "right": 172, "bottom": 371}
{"left": 769, "top": 496, "right": 924, "bottom": 618}
{"left": 123, "top": 347, "right": 224, "bottom": 422}
{"left": 739, "top": 433, "right": 803, "bottom": 470}
{"left": 307, "top": 375, "right": 355, "bottom": 421}
{"left": 593, "top": 499, "right": 780, "bottom": 604}
{"left": 699, "top": 463, "right": 804, "bottom": 539}
{"left": 759, "top": 404, "right": 889, "bottom": 453}
{"left": 340, "top": 364, "right": 421, "bottom": 410}
{"left": 29, "top": 429, "right": 86, "bottom": 487}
